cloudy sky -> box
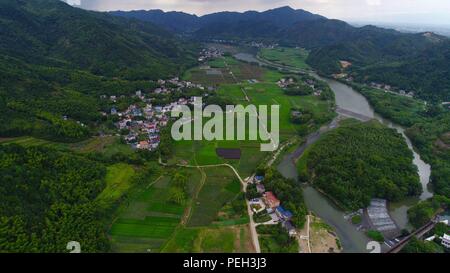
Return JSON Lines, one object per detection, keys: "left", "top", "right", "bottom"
{"left": 66, "top": 0, "right": 450, "bottom": 25}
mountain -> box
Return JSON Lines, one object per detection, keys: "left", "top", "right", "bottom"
{"left": 111, "top": 6, "right": 450, "bottom": 101}
{"left": 110, "top": 9, "right": 200, "bottom": 33}
{"left": 110, "top": 6, "right": 325, "bottom": 36}
{"left": 0, "top": 0, "right": 196, "bottom": 79}
{"left": 0, "top": 0, "right": 197, "bottom": 142}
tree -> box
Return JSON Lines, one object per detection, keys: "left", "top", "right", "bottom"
{"left": 169, "top": 187, "right": 186, "bottom": 205}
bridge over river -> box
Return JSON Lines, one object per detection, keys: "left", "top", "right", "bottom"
{"left": 386, "top": 218, "right": 438, "bottom": 253}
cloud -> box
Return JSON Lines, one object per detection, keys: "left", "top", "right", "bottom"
{"left": 366, "top": 0, "right": 381, "bottom": 6}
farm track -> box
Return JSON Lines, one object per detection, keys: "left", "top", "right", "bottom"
{"left": 177, "top": 163, "right": 261, "bottom": 253}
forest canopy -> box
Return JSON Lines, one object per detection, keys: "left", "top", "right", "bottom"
{"left": 302, "top": 120, "right": 422, "bottom": 210}
{"left": 0, "top": 145, "right": 109, "bottom": 253}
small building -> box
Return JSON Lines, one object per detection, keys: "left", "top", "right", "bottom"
{"left": 256, "top": 184, "right": 266, "bottom": 194}
{"left": 264, "top": 192, "right": 280, "bottom": 209}
{"left": 138, "top": 141, "right": 149, "bottom": 150}
{"left": 254, "top": 176, "right": 264, "bottom": 183}
{"left": 282, "top": 221, "right": 297, "bottom": 237}
{"left": 276, "top": 206, "right": 293, "bottom": 221}
{"left": 291, "top": 110, "right": 302, "bottom": 118}
{"left": 111, "top": 107, "right": 118, "bottom": 115}
{"left": 441, "top": 234, "right": 450, "bottom": 249}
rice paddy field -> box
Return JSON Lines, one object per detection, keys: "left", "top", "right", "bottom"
{"left": 187, "top": 166, "right": 242, "bottom": 227}
{"left": 183, "top": 56, "right": 266, "bottom": 86}
{"left": 174, "top": 56, "right": 334, "bottom": 177}
{"left": 109, "top": 164, "right": 252, "bottom": 253}
{"left": 259, "top": 47, "right": 310, "bottom": 70}
{"left": 109, "top": 169, "right": 202, "bottom": 253}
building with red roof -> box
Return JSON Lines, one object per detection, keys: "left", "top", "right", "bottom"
{"left": 264, "top": 192, "right": 280, "bottom": 208}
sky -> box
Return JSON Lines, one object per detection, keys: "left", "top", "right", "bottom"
{"left": 66, "top": 0, "right": 450, "bottom": 26}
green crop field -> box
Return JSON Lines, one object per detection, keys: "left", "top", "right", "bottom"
{"left": 259, "top": 47, "right": 310, "bottom": 70}
{"left": 96, "top": 163, "right": 136, "bottom": 206}
{"left": 110, "top": 168, "right": 203, "bottom": 253}
{"left": 188, "top": 166, "right": 242, "bottom": 227}
{"left": 162, "top": 226, "right": 254, "bottom": 253}
{"left": 175, "top": 57, "right": 334, "bottom": 178}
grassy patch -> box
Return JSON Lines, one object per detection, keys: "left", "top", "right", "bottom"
{"left": 351, "top": 215, "right": 363, "bottom": 225}
{"left": 367, "top": 230, "right": 384, "bottom": 242}
{"left": 97, "top": 163, "right": 135, "bottom": 205}
{"left": 162, "top": 226, "right": 253, "bottom": 253}
{"left": 259, "top": 47, "right": 310, "bottom": 70}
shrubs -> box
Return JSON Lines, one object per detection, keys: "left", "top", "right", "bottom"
{"left": 366, "top": 230, "right": 384, "bottom": 242}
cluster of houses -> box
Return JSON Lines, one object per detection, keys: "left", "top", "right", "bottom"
{"left": 198, "top": 47, "right": 223, "bottom": 62}
{"left": 106, "top": 78, "right": 205, "bottom": 151}
{"left": 249, "top": 176, "right": 297, "bottom": 237}
{"left": 277, "top": 77, "right": 295, "bottom": 88}
{"left": 369, "top": 82, "right": 415, "bottom": 97}
{"left": 277, "top": 77, "right": 323, "bottom": 96}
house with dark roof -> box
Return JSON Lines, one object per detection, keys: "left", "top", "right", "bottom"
{"left": 276, "top": 206, "right": 293, "bottom": 221}
{"left": 282, "top": 221, "right": 297, "bottom": 237}
{"left": 254, "top": 175, "right": 264, "bottom": 183}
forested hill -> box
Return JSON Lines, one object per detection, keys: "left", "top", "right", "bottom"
{"left": 0, "top": 0, "right": 196, "bottom": 79}
{"left": 111, "top": 6, "right": 450, "bottom": 102}
{"left": 301, "top": 120, "right": 422, "bottom": 210}
{"left": 0, "top": 0, "right": 197, "bottom": 142}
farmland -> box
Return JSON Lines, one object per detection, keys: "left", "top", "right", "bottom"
{"left": 109, "top": 168, "right": 202, "bottom": 253}
{"left": 96, "top": 163, "right": 136, "bottom": 206}
{"left": 109, "top": 163, "right": 252, "bottom": 253}
{"left": 187, "top": 166, "right": 243, "bottom": 227}
{"left": 0, "top": 135, "right": 133, "bottom": 157}
{"left": 259, "top": 47, "right": 310, "bottom": 70}
{"left": 162, "top": 225, "right": 254, "bottom": 253}
{"left": 174, "top": 55, "right": 334, "bottom": 178}
{"left": 182, "top": 56, "right": 266, "bottom": 86}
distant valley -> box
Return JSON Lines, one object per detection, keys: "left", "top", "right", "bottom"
{"left": 111, "top": 6, "right": 450, "bottom": 102}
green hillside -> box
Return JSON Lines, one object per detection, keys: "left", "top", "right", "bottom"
{"left": 0, "top": 0, "right": 197, "bottom": 142}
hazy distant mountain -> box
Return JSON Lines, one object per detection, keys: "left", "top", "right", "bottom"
{"left": 110, "top": 6, "right": 325, "bottom": 34}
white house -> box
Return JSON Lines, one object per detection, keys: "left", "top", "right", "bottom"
{"left": 441, "top": 234, "right": 450, "bottom": 249}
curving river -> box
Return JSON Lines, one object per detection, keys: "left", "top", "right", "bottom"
{"left": 277, "top": 74, "right": 433, "bottom": 253}
{"left": 233, "top": 49, "right": 433, "bottom": 252}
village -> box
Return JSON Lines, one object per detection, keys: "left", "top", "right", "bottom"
{"left": 105, "top": 78, "right": 205, "bottom": 151}
{"left": 277, "top": 76, "right": 324, "bottom": 97}
{"left": 104, "top": 47, "right": 228, "bottom": 151}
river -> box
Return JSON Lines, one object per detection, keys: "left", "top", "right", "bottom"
{"left": 232, "top": 48, "right": 433, "bottom": 252}
{"left": 277, "top": 73, "right": 433, "bottom": 253}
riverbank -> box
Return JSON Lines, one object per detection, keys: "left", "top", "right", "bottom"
{"left": 251, "top": 47, "right": 433, "bottom": 252}
{"left": 297, "top": 214, "right": 342, "bottom": 253}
